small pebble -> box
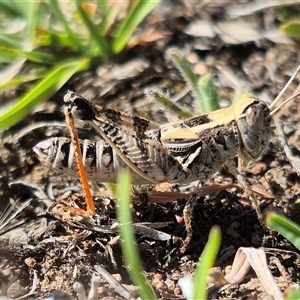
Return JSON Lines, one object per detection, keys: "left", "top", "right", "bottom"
{"left": 25, "top": 257, "right": 37, "bottom": 268}
{"left": 251, "top": 162, "right": 268, "bottom": 175}
{"left": 165, "top": 278, "right": 175, "bottom": 292}
{"left": 153, "top": 273, "right": 163, "bottom": 280}
{"left": 7, "top": 281, "right": 27, "bottom": 298}
{"left": 174, "top": 286, "right": 182, "bottom": 296}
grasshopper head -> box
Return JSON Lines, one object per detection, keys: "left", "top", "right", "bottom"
{"left": 235, "top": 99, "right": 272, "bottom": 165}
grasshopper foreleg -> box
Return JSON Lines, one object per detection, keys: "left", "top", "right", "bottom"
{"left": 224, "top": 160, "right": 263, "bottom": 221}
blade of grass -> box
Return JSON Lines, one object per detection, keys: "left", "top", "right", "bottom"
{"left": 116, "top": 170, "right": 157, "bottom": 300}
{"left": 0, "top": 58, "right": 89, "bottom": 132}
{"left": 22, "top": 1, "right": 39, "bottom": 44}
{"left": 47, "top": 0, "right": 85, "bottom": 53}
{"left": 0, "top": 33, "right": 59, "bottom": 63}
{"left": 36, "top": 29, "right": 80, "bottom": 49}
{"left": 76, "top": 2, "right": 110, "bottom": 58}
{"left": 280, "top": 20, "right": 300, "bottom": 42}
{"left": 167, "top": 48, "right": 220, "bottom": 114}
{"left": 292, "top": 199, "right": 300, "bottom": 215}
{"left": 97, "top": 4, "right": 118, "bottom": 36}
{"left": 0, "top": 34, "right": 27, "bottom": 49}
{"left": 112, "top": 0, "right": 160, "bottom": 54}
{"left": 96, "top": 0, "right": 109, "bottom": 11}
{"left": 0, "top": 77, "right": 28, "bottom": 93}
{"left": 0, "top": 50, "right": 20, "bottom": 64}
{"left": 0, "top": 47, "right": 58, "bottom": 64}
{"left": 144, "top": 89, "right": 193, "bottom": 118}
{"left": 286, "top": 289, "right": 300, "bottom": 300}
{"left": 266, "top": 212, "right": 300, "bottom": 250}
{"left": 193, "top": 226, "right": 221, "bottom": 300}
{"left": 0, "top": 1, "right": 31, "bottom": 17}
{"left": 198, "top": 73, "right": 220, "bottom": 113}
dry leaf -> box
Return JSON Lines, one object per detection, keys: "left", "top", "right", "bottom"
{"left": 214, "top": 21, "right": 261, "bottom": 45}
{"left": 226, "top": 247, "right": 283, "bottom": 299}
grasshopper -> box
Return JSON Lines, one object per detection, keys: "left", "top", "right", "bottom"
{"left": 34, "top": 65, "right": 300, "bottom": 252}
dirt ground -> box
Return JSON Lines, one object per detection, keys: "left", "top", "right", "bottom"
{"left": 1, "top": 1, "right": 300, "bottom": 299}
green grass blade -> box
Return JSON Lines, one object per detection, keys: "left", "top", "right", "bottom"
{"left": 0, "top": 58, "right": 89, "bottom": 132}
{"left": 286, "top": 288, "right": 300, "bottom": 300}
{"left": 3, "top": 48, "right": 58, "bottom": 64}
{"left": 167, "top": 48, "right": 220, "bottom": 114}
{"left": 0, "top": 1, "right": 38, "bottom": 45}
{"left": 0, "top": 34, "right": 25, "bottom": 49}
{"left": 36, "top": 29, "right": 80, "bottom": 49}
{"left": 96, "top": 0, "right": 109, "bottom": 11}
{"left": 280, "top": 20, "right": 300, "bottom": 42}
{"left": 193, "top": 226, "right": 221, "bottom": 300}
{"left": 113, "top": 0, "right": 160, "bottom": 54}
{"left": 23, "top": 1, "right": 39, "bottom": 43}
{"left": 0, "top": 77, "right": 27, "bottom": 93}
{"left": 0, "top": 63, "right": 51, "bottom": 93}
{"left": 116, "top": 171, "right": 157, "bottom": 300}
{"left": 266, "top": 212, "right": 300, "bottom": 250}
{"left": 97, "top": 4, "right": 118, "bottom": 36}
{"left": 0, "top": 48, "right": 22, "bottom": 63}
{"left": 76, "top": 2, "right": 110, "bottom": 58}
{"left": 47, "top": 0, "right": 85, "bottom": 53}
{"left": 145, "top": 89, "right": 193, "bottom": 118}
{"left": 0, "top": 1, "right": 30, "bottom": 17}
{"left": 292, "top": 198, "right": 300, "bottom": 215}
{"left": 0, "top": 33, "right": 58, "bottom": 64}
{"left": 198, "top": 73, "right": 220, "bottom": 112}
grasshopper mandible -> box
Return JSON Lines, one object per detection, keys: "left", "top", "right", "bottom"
{"left": 34, "top": 65, "right": 300, "bottom": 252}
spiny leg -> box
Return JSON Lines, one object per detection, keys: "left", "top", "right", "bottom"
{"left": 64, "top": 105, "right": 95, "bottom": 216}
{"left": 181, "top": 180, "right": 204, "bottom": 253}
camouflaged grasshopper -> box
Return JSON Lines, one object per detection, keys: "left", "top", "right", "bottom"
{"left": 34, "top": 64, "right": 300, "bottom": 252}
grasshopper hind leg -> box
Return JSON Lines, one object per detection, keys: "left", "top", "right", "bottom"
{"left": 181, "top": 159, "right": 263, "bottom": 253}
{"left": 181, "top": 180, "right": 205, "bottom": 253}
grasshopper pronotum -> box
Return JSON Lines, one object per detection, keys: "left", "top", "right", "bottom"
{"left": 34, "top": 64, "right": 300, "bottom": 252}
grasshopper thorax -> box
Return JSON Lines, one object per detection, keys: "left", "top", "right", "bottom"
{"left": 236, "top": 99, "right": 272, "bottom": 165}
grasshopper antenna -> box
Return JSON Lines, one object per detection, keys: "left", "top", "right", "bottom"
{"left": 270, "top": 91, "right": 300, "bottom": 116}
{"left": 269, "top": 63, "right": 300, "bottom": 111}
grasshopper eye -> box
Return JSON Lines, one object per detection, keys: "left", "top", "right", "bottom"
{"left": 63, "top": 90, "right": 96, "bottom": 120}
{"left": 64, "top": 97, "right": 96, "bottom": 121}
{"left": 72, "top": 98, "right": 96, "bottom": 120}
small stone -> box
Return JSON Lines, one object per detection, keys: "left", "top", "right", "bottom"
{"left": 174, "top": 286, "right": 182, "bottom": 296}
{"left": 151, "top": 278, "right": 164, "bottom": 290}
{"left": 251, "top": 162, "right": 268, "bottom": 175}
{"left": 165, "top": 278, "right": 175, "bottom": 292}
{"left": 153, "top": 273, "right": 163, "bottom": 280}
{"left": 7, "top": 280, "right": 28, "bottom": 298}
{"left": 25, "top": 257, "right": 37, "bottom": 268}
